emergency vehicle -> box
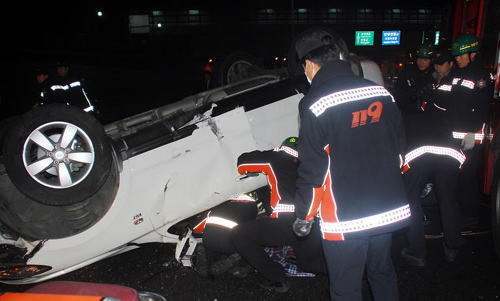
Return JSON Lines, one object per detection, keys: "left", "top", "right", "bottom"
{"left": 450, "top": 0, "right": 500, "bottom": 259}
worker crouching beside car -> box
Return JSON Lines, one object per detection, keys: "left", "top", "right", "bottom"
{"left": 230, "top": 137, "right": 327, "bottom": 293}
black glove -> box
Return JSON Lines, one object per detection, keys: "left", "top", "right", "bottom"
{"left": 293, "top": 218, "right": 313, "bottom": 237}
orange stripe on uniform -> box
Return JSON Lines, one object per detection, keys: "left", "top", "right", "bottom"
{"left": 320, "top": 168, "right": 344, "bottom": 241}
{"left": 306, "top": 145, "right": 343, "bottom": 241}
{"left": 193, "top": 218, "right": 208, "bottom": 233}
{"left": 238, "top": 163, "right": 281, "bottom": 218}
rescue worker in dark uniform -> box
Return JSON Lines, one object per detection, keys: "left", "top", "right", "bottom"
{"left": 393, "top": 44, "right": 435, "bottom": 115}
{"left": 424, "top": 50, "right": 456, "bottom": 136}
{"left": 192, "top": 193, "right": 258, "bottom": 277}
{"left": 292, "top": 28, "right": 410, "bottom": 301}
{"left": 32, "top": 68, "right": 52, "bottom": 108}
{"left": 410, "top": 50, "right": 456, "bottom": 222}
{"left": 39, "top": 62, "right": 98, "bottom": 117}
{"left": 230, "top": 137, "right": 326, "bottom": 293}
{"left": 400, "top": 111, "right": 466, "bottom": 266}
{"left": 449, "top": 34, "right": 493, "bottom": 227}
{"left": 432, "top": 50, "right": 455, "bottom": 85}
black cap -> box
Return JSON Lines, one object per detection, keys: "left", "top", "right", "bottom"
{"left": 433, "top": 50, "right": 453, "bottom": 65}
{"left": 36, "top": 68, "right": 49, "bottom": 75}
{"left": 57, "top": 61, "right": 70, "bottom": 67}
{"left": 295, "top": 28, "right": 334, "bottom": 62}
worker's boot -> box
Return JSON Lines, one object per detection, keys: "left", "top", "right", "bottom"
{"left": 209, "top": 253, "right": 241, "bottom": 275}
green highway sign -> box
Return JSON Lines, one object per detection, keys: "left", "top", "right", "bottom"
{"left": 355, "top": 31, "right": 374, "bottom": 46}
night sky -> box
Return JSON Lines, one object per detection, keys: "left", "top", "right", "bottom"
{"left": 0, "top": 0, "right": 488, "bottom": 120}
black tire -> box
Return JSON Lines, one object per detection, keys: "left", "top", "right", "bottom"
{"left": 491, "top": 155, "right": 500, "bottom": 259}
{"left": 3, "top": 104, "right": 112, "bottom": 206}
{"left": 0, "top": 116, "right": 22, "bottom": 155}
{"left": 212, "top": 51, "right": 264, "bottom": 87}
{"left": 0, "top": 156, "right": 118, "bottom": 239}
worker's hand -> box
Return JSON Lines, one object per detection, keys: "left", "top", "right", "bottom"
{"left": 461, "top": 132, "right": 475, "bottom": 151}
{"left": 293, "top": 218, "right": 313, "bottom": 237}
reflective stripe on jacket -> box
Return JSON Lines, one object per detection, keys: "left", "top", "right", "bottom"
{"left": 452, "top": 123, "right": 486, "bottom": 144}
{"left": 402, "top": 146, "right": 466, "bottom": 173}
{"left": 320, "top": 205, "right": 410, "bottom": 237}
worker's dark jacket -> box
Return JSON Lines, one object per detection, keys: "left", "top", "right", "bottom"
{"left": 402, "top": 112, "right": 465, "bottom": 173}
{"left": 393, "top": 64, "right": 434, "bottom": 115}
{"left": 448, "top": 59, "right": 493, "bottom": 145}
{"left": 237, "top": 147, "right": 299, "bottom": 218}
{"left": 423, "top": 69, "right": 456, "bottom": 133}
{"left": 40, "top": 75, "right": 96, "bottom": 114}
{"left": 295, "top": 60, "right": 410, "bottom": 241}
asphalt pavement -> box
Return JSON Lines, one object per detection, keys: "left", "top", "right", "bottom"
{"left": 0, "top": 195, "right": 498, "bottom": 301}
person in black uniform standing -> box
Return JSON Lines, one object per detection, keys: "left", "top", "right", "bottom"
{"left": 292, "top": 28, "right": 410, "bottom": 301}
{"left": 393, "top": 44, "right": 435, "bottom": 115}
{"left": 432, "top": 50, "right": 455, "bottom": 85}
{"left": 32, "top": 68, "right": 52, "bottom": 108}
{"left": 400, "top": 110, "right": 466, "bottom": 266}
{"left": 38, "top": 61, "right": 98, "bottom": 117}
{"left": 230, "top": 137, "right": 326, "bottom": 293}
{"left": 449, "top": 34, "right": 493, "bottom": 228}
{"left": 424, "top": 50, "right": 456, "bottom": 135}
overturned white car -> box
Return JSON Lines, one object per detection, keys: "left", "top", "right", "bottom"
{"left": 0, "top": 31, "right": 384, "bottom": 284}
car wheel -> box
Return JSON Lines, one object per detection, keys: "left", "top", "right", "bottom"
{"left": 3, "top": 104, "right": 112, "bottom": 206}
{"left": 491, "top": 156, "right": 500, "bottom": 259}
{"left": 212, "top": 51, "right": 264, "bottom": 87}
{"left": 0, "top": 156, "right": 118, "bottom": 239}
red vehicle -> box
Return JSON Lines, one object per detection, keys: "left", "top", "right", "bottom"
{"left": 0, "top": 281, "right": 165, "bottom": 301}
{"left": 453, "top": 0, "right": 500, "bottom": 258}
{"left": 488, "top": 34, "right": 500, "bottom": 258}
{"left": 422, "top": 0, "right": 500, "bottom": 258}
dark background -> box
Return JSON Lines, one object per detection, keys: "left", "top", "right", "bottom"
{"left": 3, "top": 0, "right": 498, "bottom": 123}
